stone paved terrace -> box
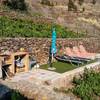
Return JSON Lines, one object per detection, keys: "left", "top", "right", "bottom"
{"left": 0, "top": 69, "right": 74, "bottom": 100}
{"left": 10, "top": 61, "right": 100, "bottom": 87}
{"left": 10, "top": 69, "right": 61, "bottom": 84}
{"left": 0, "top": 61, "right": 100, "bottom": 100}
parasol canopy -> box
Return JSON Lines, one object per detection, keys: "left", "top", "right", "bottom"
{"left": 51, "top": 28, "right": 57, "bottom": 54}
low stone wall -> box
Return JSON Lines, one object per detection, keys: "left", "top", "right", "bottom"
{"left": 0, "top": 38, "right": 99, "bottom": 64}
{"left": 0, "top": 80, "right": 75, "bottom": 100}
{"left": 51, "top": 62, "right": 100, "bottom": 88}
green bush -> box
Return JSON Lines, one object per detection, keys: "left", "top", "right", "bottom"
{"left": 11, "top": 91, "right": 27, "bottom": 100}
{"left": 0, "top": 16, "right": 85, "bottom": 38}
{"left": 72, "top": 69, "right": 100, "bottom": 100}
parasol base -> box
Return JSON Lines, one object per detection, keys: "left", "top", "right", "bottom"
{"left": 48, "top": 67, "right": 56, "bottom": 71}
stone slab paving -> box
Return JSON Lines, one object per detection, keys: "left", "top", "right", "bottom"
{"left": 10, "top": 61, "right": 100, "bottom": 86}
{"left": 11, "top": 69, "right": 61, "bottom": 83}
{"left": 1, "top": 62, "right": 100, "bottom": 100}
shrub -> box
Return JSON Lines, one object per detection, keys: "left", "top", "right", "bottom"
{"left": 72, "top": 69, "right": 100, "bottom": 100}
{"left": 11, "top": 90, "right": 27, "bottom": 100}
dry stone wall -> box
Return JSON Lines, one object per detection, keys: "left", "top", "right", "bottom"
{"left": 0, "top": 38, "right": 99, "bottom": 64}
{"left": 51, "top": 62, "right": 100, "bottom": 88}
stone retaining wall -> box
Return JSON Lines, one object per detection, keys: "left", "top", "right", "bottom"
{"left": 51, "top": 62, "right": 100, "bottom": 88}
{"left": 0, "top": 38, "right": 99, "bottom": 64}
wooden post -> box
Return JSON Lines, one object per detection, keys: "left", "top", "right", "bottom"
{"left": 9, "top": 54, "right": 15, "bottom": 74}
{"left": 24, "top": 53, "right": 29, "bottom": 72}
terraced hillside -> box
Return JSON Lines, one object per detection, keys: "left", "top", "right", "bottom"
{"left": 25, "top": 0, "right": 100, "bottom": 38}
{"left": 0, "top": 0, "right": 100, "bottom": 38}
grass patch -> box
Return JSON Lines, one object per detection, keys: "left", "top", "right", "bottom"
{"left": 40, "top": 59, "right": 97, "bottom": 73}
{"left": 40, "top": 61, "right": 78, "bottom": 73}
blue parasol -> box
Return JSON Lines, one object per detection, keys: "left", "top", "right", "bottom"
{"left": 51, "top": 28, "right": 57, "bottom": 54}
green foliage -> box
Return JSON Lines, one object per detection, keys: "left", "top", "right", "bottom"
{"left": 41, "top": 61, "right": 78, "bottom": 73}
{"left": 72, "top": 69, "right": 100, "bottom": 100}
{"left": 4, "top": 0, "right": 27, "bottom": 11}
{"left": 11, "top": 91, "right": 26, "bottom": 100}
{"left": 0, "top": 16, "right": 85, "bottom": 38}
{"left": 68, "top": 0, "right": 77, "bottom": 11}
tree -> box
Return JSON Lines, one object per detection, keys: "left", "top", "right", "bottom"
{"left": 41, "top": 0, "right": 51, "bottom": 6}
{"left": 78, "top": 0, "right": 84, "bottom": 5}
{"left": 68, "top": 0, "right": 77, "bottom": 11}
{"left": 4, "top": 0, "right": 27, "bottom": 11}
{"left": 92, "top": 0, "right": 96, "bottom": 5}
